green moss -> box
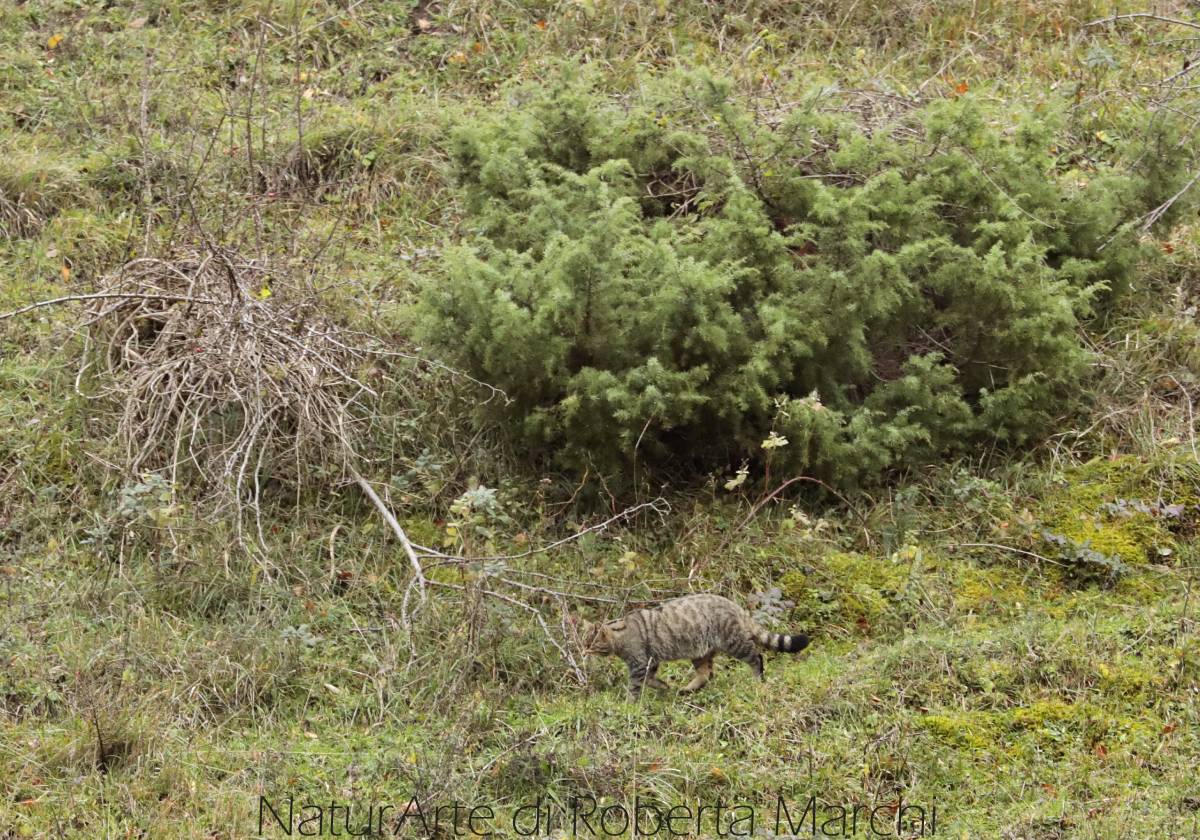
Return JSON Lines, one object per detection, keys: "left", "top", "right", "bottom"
{"left": 917, "top": 711, "right": 1001, "bottom": 751}
{"left": 953, "top": 565, "right": 1030, "bottom": 615}
{"left": 1040, "top": 455, "right": 1183, "bottom": 564}
{"left": 1006, "top": 700, "right": 1156, "bottom": 750}
{"left": 1112, "top": 571, "right": 1172, "bottom": 603}
{"left": 1096, "top": 661, "right": 1166, "bottom": 699}
{"left": 919, "top": 699, "right": 1159, "bottom": 761}
{"left": 790, "top": 551, "right": 911, "bottom": 633}
{"left": 400, "top": 517, "right": 442, "bottom": 547}
{"left": 779, "top": 570, "right": 808, "bottom": 604}
{"left": 827, "top": 551, "right": 909, "bottom": 590}
{"left": 1010, "top": 699, "right": 1079, "bottom": 729}
{"left": 954, "top": 656, "right": 1021, "bottom": 696}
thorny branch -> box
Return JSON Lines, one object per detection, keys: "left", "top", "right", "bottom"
{"left": 400, "top": 499, "right": 672, "bottom": 616}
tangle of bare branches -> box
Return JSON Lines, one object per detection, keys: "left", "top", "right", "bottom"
{"left": 70, "top": 246, "right": 374, "bottom": 543}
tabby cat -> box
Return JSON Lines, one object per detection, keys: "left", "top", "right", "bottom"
{"left": 579, "top": 593, "right": 809, "bottom": 696}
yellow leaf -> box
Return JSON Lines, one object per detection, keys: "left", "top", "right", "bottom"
{"left": 47, "top": 33, "right": 64, "bottom": 49}
{"left": 761, "top": 431, "right": 789, "bottom": 450}
{"left": 724, "top": 464, "right": 749, "bottom": 491}
{"left": 256, "top": 283, "right": 272, "bottom": 300}
{"left": 60, "top": 264, "right": 70, "bottom": 282}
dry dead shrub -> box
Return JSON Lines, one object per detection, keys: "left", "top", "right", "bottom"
{"left": 79, "top": 244, "right": 380, "bottom": 534}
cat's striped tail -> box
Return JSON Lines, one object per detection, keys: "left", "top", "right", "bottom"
{"left": 755, "top": 628, "right": 810, "bottom": 653}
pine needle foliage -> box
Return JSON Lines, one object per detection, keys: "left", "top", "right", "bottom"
{"left": 422, "top": 69, "right": 1193, "bottom": 487}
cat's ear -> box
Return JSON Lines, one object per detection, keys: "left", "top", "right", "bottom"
{"left": 576, "top": 620, "right": 599, "bottom": 650}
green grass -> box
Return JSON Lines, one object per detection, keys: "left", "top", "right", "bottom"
{"left": 2, "top": 0, "right": 1200, "bottom": 837}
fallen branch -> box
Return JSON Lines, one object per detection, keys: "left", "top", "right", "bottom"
{"left": 402, "top": 499, "right": 678, "bottom": 613}
{"left": 1139, "top": 168, "right": 1200, "bottom": 233}
{"left": 951, "top": 541, "right": 1176, "bottom": 578}
{"left": 477, "top": 573, "right": 623, "bottom": 605}
{"left": 331, "top": 329, "right": 512, "bottom": 405}
{"left": 949, "top": 541, "right": 1060, "bottom": 567}
{"left": 353, "top": 469, "right": 426, "bottom": 603}
{"left": 409, "top": 498, "right": 670, "bottom": 563}
{"left": 1084, "top": 12, "right": 1200, "bottom": 33}
{"left": 0, "top": 292, "right": 220, "bottom": 321}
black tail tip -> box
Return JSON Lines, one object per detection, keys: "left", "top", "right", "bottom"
{"left": 784, "top": 634, "right": 810, "bottom": 653}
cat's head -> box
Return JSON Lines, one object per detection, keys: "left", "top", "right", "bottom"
{"left": 579, "top": 619, "right": 625, "bottom": 655}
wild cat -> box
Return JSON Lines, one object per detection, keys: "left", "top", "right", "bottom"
{"left": 579, "top": 594, "right": 809, "bottom": 696}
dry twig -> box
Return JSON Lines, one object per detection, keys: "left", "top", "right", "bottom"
{"left": 352, "top": 469, "right": 427, "bottom": 605}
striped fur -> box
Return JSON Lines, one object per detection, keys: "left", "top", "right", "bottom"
{"left": 580, "top": 593, "right": 809, "bottom": 696}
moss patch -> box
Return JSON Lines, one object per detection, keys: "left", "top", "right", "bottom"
{"left": 1040, "top": 455, "right": 1187, "bottom": 564}
{"left": 953, "top": 564, "right": 1030, "bottom": 616}
{"left": 917, "top": 710, "right": 1000, "bottom": 751}
{"left": 788, "top": 551, "right": 911, "bottom": 634}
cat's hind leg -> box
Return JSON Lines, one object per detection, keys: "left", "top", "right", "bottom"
{"left": 727, "top": 638, "right": 764, "bottom": 681}
{"left": 681, "top": 654, "right": 714, "bottom": 693}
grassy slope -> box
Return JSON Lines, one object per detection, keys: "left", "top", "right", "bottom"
{"left": 2, "top": 1, "right": 1199, "bottom": 837}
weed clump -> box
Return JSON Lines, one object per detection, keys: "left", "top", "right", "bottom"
{"left": 785, "top": 551, "right": 910, "bottom": 633}
{"left": 258, "top": 106, "right": 411, "bottom": 201}
{"left": 0, "top": 143, "right": 88, "bottom": 238}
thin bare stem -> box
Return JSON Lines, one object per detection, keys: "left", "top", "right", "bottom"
{"left": 1085, "top": 13, "right": 1200, "bottom": 33}
{"left": 352, "top": 470, "right": 427, "bottom": 603}
{"left": 1, "top": 293, "right": 220, "bottom": 322}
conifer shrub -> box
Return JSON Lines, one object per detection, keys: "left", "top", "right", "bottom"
{"left": 421, "top": 70, "right": 1193, "bottom": 487}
